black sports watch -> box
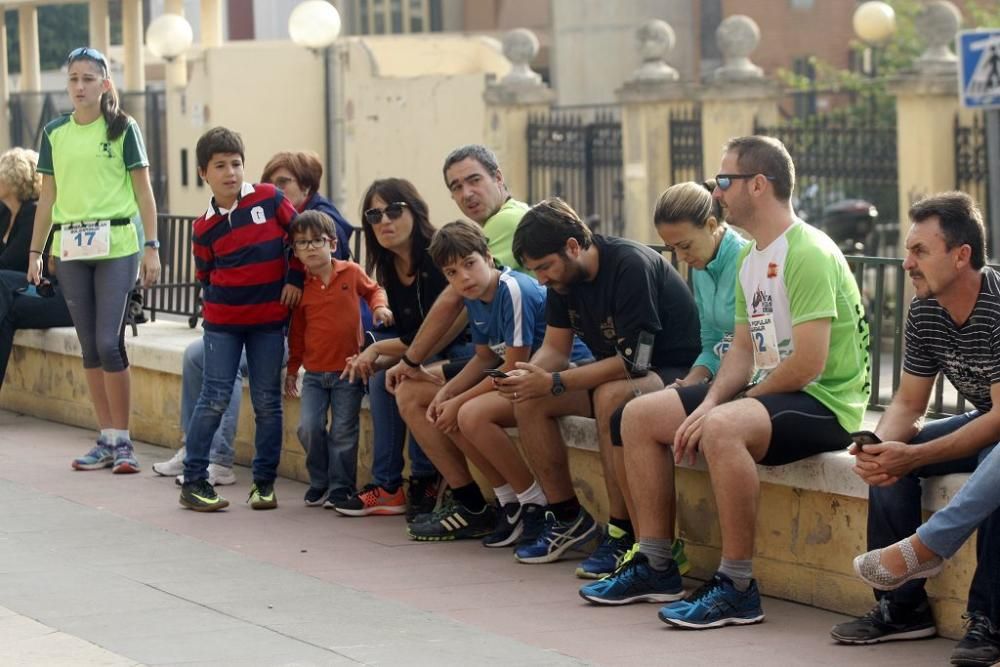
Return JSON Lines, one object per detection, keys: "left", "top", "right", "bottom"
{"left": 551, "top": 371, "right": 566, "bottom": 396}
{"left": 144, "top": 239, "right": 161, "bottom": 249}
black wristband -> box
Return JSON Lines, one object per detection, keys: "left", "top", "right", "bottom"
{"left": 29, "top": 249, "right": 43, "bottom": 255}
{"left": 401, "top": 353, "right": 421, "bottom": 368}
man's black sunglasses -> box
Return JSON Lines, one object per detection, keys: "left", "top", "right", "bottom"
{"left": 715, "top": 173, "right": 776, "bottom": 191}
{"left": 364, "top": 202, "right": 408, "bottom": 225}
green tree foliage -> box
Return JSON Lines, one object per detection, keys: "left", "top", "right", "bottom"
{"left": 777, "top": 0, "right": 1000, "bottom": 122}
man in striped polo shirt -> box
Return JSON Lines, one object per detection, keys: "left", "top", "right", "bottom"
{"left": 833, "top": 192, "right": 1000, "bottom": 666}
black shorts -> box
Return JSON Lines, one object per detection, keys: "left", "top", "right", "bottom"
{"left": 674, "top": 384, "right": 850, "bottom": 466}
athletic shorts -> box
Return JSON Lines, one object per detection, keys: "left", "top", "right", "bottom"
{"left": 674, "top": 384, "right": 850, "bottom": 466}
{"left": 588, "top": 365, "right": 688, "bottom": 416}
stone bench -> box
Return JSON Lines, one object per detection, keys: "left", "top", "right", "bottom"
{"left": 1, "top": 321, "right": 974, "bottom": 639}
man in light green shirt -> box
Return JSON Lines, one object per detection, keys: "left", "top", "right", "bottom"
{"left": 386, "top": 144, "right": 529, "bottom": 387}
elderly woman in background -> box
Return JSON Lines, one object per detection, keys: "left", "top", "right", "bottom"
{"left": 0, "top": 147, "right": 72, "bottom": 392}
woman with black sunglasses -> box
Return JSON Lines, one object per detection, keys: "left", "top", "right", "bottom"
{"left": 337, "top": 178, "right": 471, "bottom": 520}
{"left": 26, "top": 46, "right": 160, "bottom": 474}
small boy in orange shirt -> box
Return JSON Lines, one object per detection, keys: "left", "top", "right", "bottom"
{"left": 284, "top": 210, "right": 392, "bottom": 507}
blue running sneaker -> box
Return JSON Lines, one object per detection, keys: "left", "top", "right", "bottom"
{"left": 72, "top": 440, "right": 113, "bottom": 471}
{"left": 112, "top": 441, "right": 140, "bottom": 474}
{"left": 658, "top": 572, "right": 765, "bottom": 630}
{"left": 576, "top": 523, "right": 634, "bottom": 579}
{"left": 579, "top": 552, "right": 685, "bottom": 605}
{"left": 515, "top": 507, "right": 598, "bottom": 564}
{"left": 515, "top": 503, "right": 546, "bottom": 551}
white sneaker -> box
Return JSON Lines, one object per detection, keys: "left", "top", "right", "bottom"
{"left": 174, "top": 463, "right": 237, "bottom": 487}
{"left": 152, "top": 447, "right": 185, "bottom": 477}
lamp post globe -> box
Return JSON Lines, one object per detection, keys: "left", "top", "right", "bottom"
{"left": 289, "top": 1, "right": 342, "bottom": 50}
{"left": 146, "top": 13, "right": 194, "bottom": 61}
{"left": 853, "top": 1, "right": 896, "bottom": 46}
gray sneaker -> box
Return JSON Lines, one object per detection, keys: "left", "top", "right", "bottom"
{"left": 72, "top": 441, "right": 114, "bottom": 471}
{"left": 830, "top": 598, "right": 936, "bottom": 644}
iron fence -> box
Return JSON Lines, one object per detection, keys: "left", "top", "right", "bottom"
{"left": 669, "top": 105, "right": 703, "bottom": 185}
{"left": 526, "top": 106, "right": 624, "bottom": 237}
{"left": 955, "top": 113, "right": 992, "bottom": 237}
{"left": 8, "top": 88, "right": 168, "bottom": 209}
{"left": 755, "top": 112, "right": 900, "bottom": 257}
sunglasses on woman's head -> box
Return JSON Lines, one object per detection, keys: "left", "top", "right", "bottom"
{"left": 715, "top": 174, "right": 776, "bottom": 191}
{"left": 364, "top": 202, "right": 408, "bottom": 225}
{"left": 67, "top": 46, "right": 109, "bottom": 74}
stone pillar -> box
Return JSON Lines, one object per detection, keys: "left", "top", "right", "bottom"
{"left": 699, "top": 15, "right": 779, "bottom": 183}
{"left": 483, "top": 29, "right": 554, "bottom": 205}
{"left": 89, "top": 0, "right": 110, "bottom": 55}
{"left": 164, "top": 0, "right": 187, "bottom": 89}
{"left": 0, "top": 17, "right": 9, "bottom": 153}
{"left": 890, "top": 1, "right": 962, "bottom": 253}
{"left": 122, "top": 0, "right": 145, "bottom": 93}
{"left": 17, "top": 6, "right": 40, "bottom": 93}
{"left": 201, "top": 0, "right": 224, "bottom": 49}
{"left": 615, "top": 20, "right": 691, "bottom": 245}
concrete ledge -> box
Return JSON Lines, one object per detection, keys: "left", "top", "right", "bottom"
{"left": 2, "top": 321, "right": 977, "bottom": 639}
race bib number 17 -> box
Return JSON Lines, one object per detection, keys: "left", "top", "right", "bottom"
{"left": 62, "top": 220, "right": 111, "bottom": 260}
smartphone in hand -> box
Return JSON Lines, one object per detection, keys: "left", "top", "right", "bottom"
{"left": 483, "top": 368, "right": 509, "bottom": 379}
{"left": 850, "top": 430, "right": 882, "bottom": 452}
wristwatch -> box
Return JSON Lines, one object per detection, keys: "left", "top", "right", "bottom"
{"left": 551, "top": 371, "right": 566, "bottom": 396}
{"left": 144, "top": 239, "right": 161, "bottom": 249}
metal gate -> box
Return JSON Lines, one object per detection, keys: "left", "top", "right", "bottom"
{"left": 526, "top": 106, "right": 624, "bottom": 236}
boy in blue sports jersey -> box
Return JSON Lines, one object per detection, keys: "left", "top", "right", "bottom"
{"left": 399, "top": 221, "right": 591, "bottom": 544}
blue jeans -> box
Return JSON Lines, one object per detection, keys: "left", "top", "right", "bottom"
{"left": 368, "top": 366, "right": 435, "bottom": 489}
{"left": 868, "top": 410, "right": 1000, "bottom": 622}
{"left": 298, "top": 371, "right": 363, "bottom": 495}
{"left": 184, "top": 328, "right": 284, "bottom": 483}
{"left": 180, "top": 337, "right": 245, "bottom": 467}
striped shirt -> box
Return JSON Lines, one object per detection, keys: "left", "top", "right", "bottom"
{"left": 192, "top": 182, "right": 304, "bottom": 332}
{"left": 903, "top": 268, "right": 1000, "bottom": 412}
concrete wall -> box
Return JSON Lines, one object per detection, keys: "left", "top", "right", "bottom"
{"left": 549, "top": 0, "right": 697, "bottom": 106}
{"left": 165, "top": 34, "right": 509, "bottom": 220}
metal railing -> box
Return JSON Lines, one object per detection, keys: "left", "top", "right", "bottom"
{"left": 141, "top": 214, "right": 364, "bottom": 326}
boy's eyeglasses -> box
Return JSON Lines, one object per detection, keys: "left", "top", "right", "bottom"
{"left": 67, "top": 46, "right": 109, "bottom": 73}
{"left": 293, "top": 237, "right": 331, "bottom": 251}
{"left": 364, "top": 202, "right": 408, "bottom": 225}
{"left": 715, "top": 174, "right": 776, "bottom": 191}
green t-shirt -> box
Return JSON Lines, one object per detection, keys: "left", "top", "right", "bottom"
{"left": 734, "top": 221, "right": 871, "bottom": 432}
{"left": 38, "top": 114, "right": 148, "bottom": 259}
{"left": 483, "top": 198, "right": 529, "bottom": 272}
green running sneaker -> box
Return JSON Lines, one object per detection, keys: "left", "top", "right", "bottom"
{"left": 248, "top": 480, "right": 278, "bottom": 510}
{"left": 179, "top": 479, "right": 230, "bottom": 512}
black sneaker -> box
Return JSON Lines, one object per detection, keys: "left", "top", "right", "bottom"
{"left": 515, "top": 503, "right": 545, "bottom": 550}
{"left": 482, "top": 501, "right": 523, "bottom": 548}
{"left": 830, "top": 598, "right": 937, "bottom": 644}
{"left": 951, "top": 612, "right": 1000, "bottom": 666}
{"left": 304, "top": 487, "right": 327, "bottom": 507}
{"left": 179, "top": 479, "right": 230, "bottom": 512}
{"left": 407, "top": 499, "right": 496, "bottom": 541}
{"left": 406, "top": 474, "right": 441, "bottom": 523}
{"left": 248, "top": 480, "right": 277, "bottom": 510}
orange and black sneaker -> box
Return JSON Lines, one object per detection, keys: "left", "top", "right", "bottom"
{"left": 333, "top": 483, "right": 406, "bottom": 517}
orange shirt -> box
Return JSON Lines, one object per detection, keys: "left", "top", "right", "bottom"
{"left": 287, "top": 259, "right": 388, "bottom": 374}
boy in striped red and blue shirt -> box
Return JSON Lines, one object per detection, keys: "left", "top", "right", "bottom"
{"left": 179, "top": 126, "right": 304, "bottom": 513}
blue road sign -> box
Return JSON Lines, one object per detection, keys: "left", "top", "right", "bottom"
{"left": 959, "top": 30, "right": 1000, "bottom": 110}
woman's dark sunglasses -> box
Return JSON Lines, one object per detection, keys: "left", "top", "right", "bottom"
{"left": 715, "top": 173, "right": 776, "bottom": 191}
{"left": 364, "top": 202, "right": 408, "bottom": 225}
{"left": 67, "top": 46, "right": 109, "bottom": 73}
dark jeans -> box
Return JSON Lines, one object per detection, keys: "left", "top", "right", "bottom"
{"left": 183, "top": 328, "right": 285, "bottom": 484}
{"left": 868, "top": 410, "right": 1000, "bottom": 622}
{"left": 0, "top": 270, "right": 73, "bottom": 391}
{"left": 298, "top": 371, "right": 364, "bottom": 496}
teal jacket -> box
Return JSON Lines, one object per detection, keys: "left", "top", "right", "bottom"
{"left": 690, "top": 228, "right": 748, "bottom": 377}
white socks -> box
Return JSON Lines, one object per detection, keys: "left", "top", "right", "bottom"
{"left": 516, "top": 480, "right": 548, "bottom": 508}
{"left": 493, "top": 484, "right": 517, "bottom": 506}
{"left": 101, "top": 429, "right": 131, "bottom": 445}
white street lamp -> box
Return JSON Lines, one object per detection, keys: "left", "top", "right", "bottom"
{"left": 853, "top": 1, "right": 896, "bottom": 83}
{"left": 146, "top": 13, "right": 194, "bottom": 62}
{"left": 289, "top": 1, "right": 342, "bottom": 51}
{"left": 289, "top": 1, "right": 343, "bottom": 206}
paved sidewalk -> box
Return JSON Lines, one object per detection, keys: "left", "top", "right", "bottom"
{"left": 0, "top": 409, "right": 956, "bottom": 666}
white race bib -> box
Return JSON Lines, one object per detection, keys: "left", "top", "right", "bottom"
{"left": 61, "top": 221, "right": 111, "bottom": 260}
{"left": 749, "top": 313, "right": 780, "bottom": 370}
